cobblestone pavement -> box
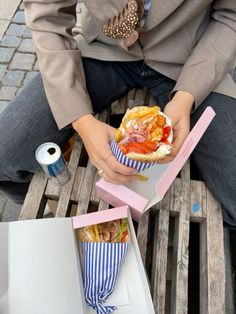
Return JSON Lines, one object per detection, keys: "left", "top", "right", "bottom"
{"left": 0, "top": 1, "right": 32, "bottom": 221}
{"left": 0, "top": 0, "right": 81, "bottom": 221}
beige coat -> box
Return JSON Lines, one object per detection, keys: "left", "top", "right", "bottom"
{"left": 24, "top": 0, "right": 236, "bottom": 129}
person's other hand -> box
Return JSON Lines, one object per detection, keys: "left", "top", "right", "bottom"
{"left": 159, "top": 91, "right": 194, "bottom": 163}
{"left": 72, "top": 114, "right": 135, "bottom": 184}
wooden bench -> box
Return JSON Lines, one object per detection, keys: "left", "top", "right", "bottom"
{"left": 19, "top": 89, "right": 225, "bottom": 313}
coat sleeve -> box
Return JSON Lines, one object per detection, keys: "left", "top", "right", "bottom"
{"left": 172, "top": 0, "right": 236, "bottom": 108}
{"left": 24, "top": 0, "right": 93, "bottom": 129}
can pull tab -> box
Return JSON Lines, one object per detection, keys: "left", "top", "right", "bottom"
{"left": 47, "top": 148, "right": 56, "bottom": 155}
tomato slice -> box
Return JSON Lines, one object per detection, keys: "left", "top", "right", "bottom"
{"left": 120, "top": 141, "right": 159, "bottom": 155}
{"left": 121, "top": 230, "right": 128, "bottom": 242}
{"left": 126, "top": 143, "right": 149, "bottom": 154}
{"left": 143, "top": 141, "right": 159, "bottom": 151}
{"left": 163, "top": 126, "right": 171, "bottom": 138}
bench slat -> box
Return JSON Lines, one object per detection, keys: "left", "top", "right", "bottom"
{"left": 71, "top": 167, "right": 86, "bottom": 202}
{"left": 151, "top": 195, "right": 171, "bottom": 314}
{"left": 19, "top": 169, "right": 48, "bottom": 220}
{"left": 98, "top": 199, "right": 110, "bottom": 211}
{"left": 200, "top": 189, "right": 225, "bottom": 314}
{"left": 170, "top": 162, "right": 190, "bottom": 314}
{"left": 134, "top": 88, "right": 146, "bottom": 105}
{"left": 137, "top": 210, "right": 150, "bottom": 265}
{"left": 190, "top": 180, "right": 207, "bottom": 221}
{"left": 127, "top": 89, "right": 136, "bottom": 108}
{"left": 90, "top": 172, "right": 101, "bottom": 204}
{"left": 111, "top": 96, "right": 127, "bottom": 113}
{"left": 45, "top": 178, "right": 61, "bottom": 200}
{"left": 56, "top": 139, "right": 83, "bottom": 217}
{"left": 76, "top": 160, "right": 97, "bottom": 215}
{"left": 168, "top": 178, "right": 182, "bottom": 215}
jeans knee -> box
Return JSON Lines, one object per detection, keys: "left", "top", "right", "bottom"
{"left": 0, "top": 131, "right": 35, "bottom": 183}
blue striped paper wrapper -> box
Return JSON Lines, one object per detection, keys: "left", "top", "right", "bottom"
{"left": 81, "top": 242, "right": 129, "bottom": 314}
{"left": 110, "top": 139, "right": 157, "bottom": 172}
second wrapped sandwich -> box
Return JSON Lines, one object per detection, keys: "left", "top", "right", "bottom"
{"left": 79, "top": 219, "right": 130, "bottom": 314}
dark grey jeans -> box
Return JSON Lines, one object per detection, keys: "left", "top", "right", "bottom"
{"left": 0, "top": 59, "right": 236, "bottom": 227}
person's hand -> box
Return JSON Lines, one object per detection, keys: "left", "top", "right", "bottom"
{"left": 72, "top": 114, "right": 135, "bottom": 184}
{"left": 159, "top": 91, "right": 194, "bottom": 163}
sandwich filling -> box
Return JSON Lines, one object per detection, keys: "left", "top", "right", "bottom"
{"left": 114, "top": 106, "right": 173, "bottom": 162}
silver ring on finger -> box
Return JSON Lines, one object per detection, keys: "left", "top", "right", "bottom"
{"left": 97, "top": 169, "right": 105, "bottom": 177}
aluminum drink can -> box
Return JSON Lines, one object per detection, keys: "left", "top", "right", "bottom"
{"left": 35, "top": 142, "right": 70, "bottom": 186}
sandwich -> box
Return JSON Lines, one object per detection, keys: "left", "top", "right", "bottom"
{"left": 114, "top": 106, "right": 173, "bottom": 162}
